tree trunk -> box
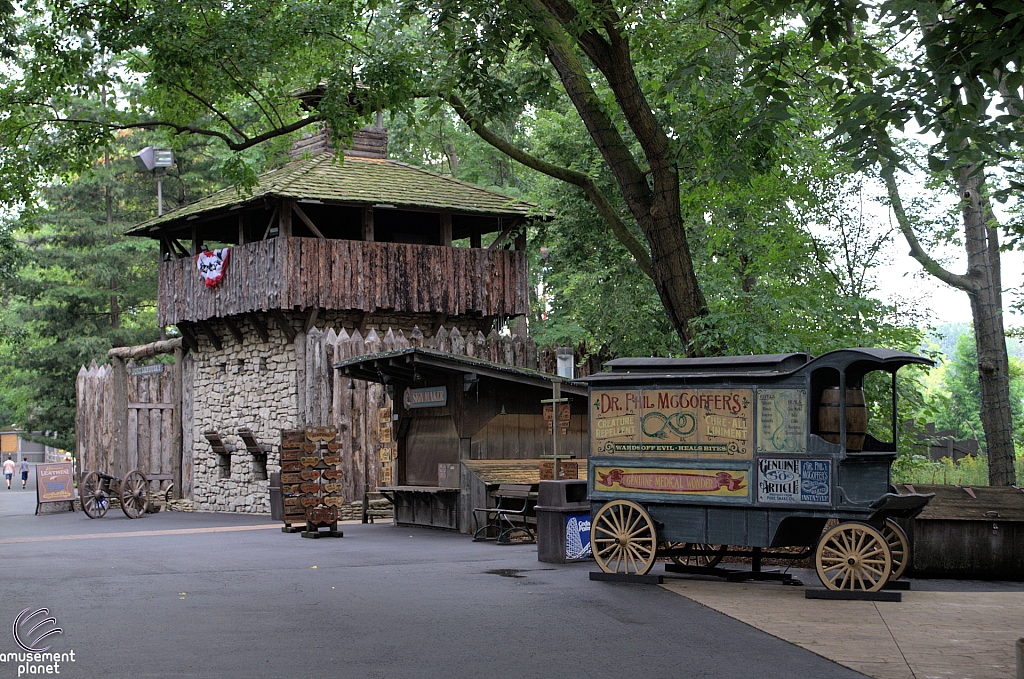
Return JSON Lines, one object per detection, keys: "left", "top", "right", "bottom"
{"left": 958, "top": 168, "right": 1016, "bottom": 486}
{"left": 529, "top": 0, "right": 706, "bottom": 351}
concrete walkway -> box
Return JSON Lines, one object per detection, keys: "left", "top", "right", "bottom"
{"left": 661, "top": 573, "right": 1023, "bottom": 679}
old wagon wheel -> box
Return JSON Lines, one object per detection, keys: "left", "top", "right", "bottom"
{"left": 591, "top": 500, "right": 657, "bottom": 576}
{"left": 815, "top": 522, "right": 892, "bottom": 591}
{"left": 80, "top": 471, "right": 109, "bottom": 519}
{"left": 668, "top": 543, "right": 727, "bottom": 568}
{"left": 881, "top": 519, "right": 909, "bottom": 581}
{"left": 120, "top": 470, "right": 150, "bottom": 519}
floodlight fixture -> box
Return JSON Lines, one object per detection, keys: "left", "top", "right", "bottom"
{"left": 133, "top": 146, "right": 175, "bottom": 172}
{"left": 133, "top": 147, "right": 175, "bottom": 216}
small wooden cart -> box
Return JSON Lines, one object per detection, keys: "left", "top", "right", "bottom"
{"left": 584, "top": 349, "right": 934, "bottom": 591}
{"left": 80, "top": 470, "right": 151, "bottom": 519}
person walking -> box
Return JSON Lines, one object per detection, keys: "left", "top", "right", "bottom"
{"left": 3, "top": 456, "right": 14, "bottom": 489}
{"left": 19, "top": 458, "right": 29, "bottom": 489}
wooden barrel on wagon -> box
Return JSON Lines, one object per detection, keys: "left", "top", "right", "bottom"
{"left": 818, "top": 387, "right": 867, "bottom": 452}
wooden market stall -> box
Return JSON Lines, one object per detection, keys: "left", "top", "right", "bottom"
{"left": 335, "top": 347, "right": 589, "bottom": 532}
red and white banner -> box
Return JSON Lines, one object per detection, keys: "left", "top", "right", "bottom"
{"left": 196, "top": 248, "right": 230, "bottom": 288}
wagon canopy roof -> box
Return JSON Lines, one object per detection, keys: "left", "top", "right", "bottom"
{"left": 585, "top": 348, "right": 932, "bottom": 382}
{"left": 334, "top": 347, "right": 588, "bottom": 396}
{"left": 127, "top": 154, "right": 539, "bottom": 236}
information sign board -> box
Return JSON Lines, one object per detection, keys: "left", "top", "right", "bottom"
{"left": 35, "top": 462, "right": 75, "bottom": 514}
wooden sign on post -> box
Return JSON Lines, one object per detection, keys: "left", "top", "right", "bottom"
{"left": 279, "top": 427, "right": 345, "bottom": 537}
{"left": 379, "top": 407, "right": 395, "bottom": 486}
{"left": 544, "top": 403, "right": 571, "bottom": 435}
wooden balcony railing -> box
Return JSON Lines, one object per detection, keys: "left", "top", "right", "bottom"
{"left": 158, "top": 237, "right": 529, "bottom": 326}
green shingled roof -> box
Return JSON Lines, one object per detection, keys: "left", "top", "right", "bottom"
{"left": 127, "top": 154, "right": 538, "bottom": 234}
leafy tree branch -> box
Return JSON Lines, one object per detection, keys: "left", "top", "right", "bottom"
{"left": 445, "top": 93, "right": 653, "bottom": 277}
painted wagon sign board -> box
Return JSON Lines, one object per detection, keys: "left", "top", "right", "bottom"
{"left": 593, "top": 466, "right": 749, "bottom": 498}
{"left": 591, "top": 388, "right": 753, "bottom": 459}
{"left": 755, "top": 389, "right": 808, "bottom": 453}
{"left": 756, "top": 458, "right": 831, "bottom": 505}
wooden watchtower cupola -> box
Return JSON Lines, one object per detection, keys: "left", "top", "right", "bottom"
{"left": 128, "top": 126, "right": 533, "bottom": 347}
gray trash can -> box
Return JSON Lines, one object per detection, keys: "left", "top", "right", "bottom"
{"left": 269, "top": 472, "right": 282, "bottom": 522}
{"left": 536, "top": 480, "right": 591, "bottom": 563}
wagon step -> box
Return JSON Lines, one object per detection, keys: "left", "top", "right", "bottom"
{"left": 663, "top": 562, "right": 803, "bottom": 587}
{"left": 805, "top": 588, "right": 902, "bottom": 602}
{"left": 589, "top": 572, "right": 664, "bottom": 585}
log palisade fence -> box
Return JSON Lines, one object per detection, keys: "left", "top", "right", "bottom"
{"left": 78, "top": 325, "right": 601, "bottom": 509}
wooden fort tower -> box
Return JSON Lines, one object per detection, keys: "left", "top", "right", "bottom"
{"left": 126, "top": 126, "right": 534, "bottom": 512}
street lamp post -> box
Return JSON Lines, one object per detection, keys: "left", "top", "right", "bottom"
{"left": 133, "top": 147, "right": 175, "bottom": 216}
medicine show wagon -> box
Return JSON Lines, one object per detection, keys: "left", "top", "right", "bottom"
{"left": 584, "top": 349, "right": 935, "bottom": 591}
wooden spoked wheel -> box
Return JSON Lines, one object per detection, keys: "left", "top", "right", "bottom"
{"left": 667, "top": 543, "right": 727, "bottom": 568}
{"left": 120, "top": 470, "right": 150, "bottom": 519}
{"left": 815, "top": 522, "right": 892, "bottom": 591}
{"left": 80, "top": 471, "right": 109, "bottom": 519}
{"left": 591, "top": 500, "right": 657, "bottom": 575}
{"left": 881, "top": 519, "right": 909, "bottom": 581}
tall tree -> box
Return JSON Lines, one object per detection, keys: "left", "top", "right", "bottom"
{"left": 738, "top": 0, "right": 1024, "bottom": 484}
{"left": 0, "top": 126, "right": 232, "bottom": 447}
{"left": 1, "top": 0, "right": 821, "bottom": 354}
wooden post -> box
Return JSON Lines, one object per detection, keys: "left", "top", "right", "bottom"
{"left": 279, "top": 199, "right": 293, "bottom": 237}
{"left": 110, "top": 357, "right": 128, "bottom": 478}
{"left": 552, "top": 379, "right": 561, "bottom": 479}
{"left": 190, "top": 225, "right": 199, "bottom": 256}
{"left": 362, "top": 207, "right": 374, "bottom": 242}
{"left": 440, "top": 212, "right": 452, "bottom": 247}
{"left": 171, "top": 347, "right": 183, "bottom": 500}
{"left": 470, "top": 231, "right": 481, "bottom": 249}
{"left": 514, "top": 220, "right": 526, "bottom": 251}
{"left": 238, "top": 214, "right": 246, "bottom": 245}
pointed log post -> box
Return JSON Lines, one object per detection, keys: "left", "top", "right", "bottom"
{"left": 435, "top": 326, "right": 450, "bottom": 353}
{"left": 171, "top": 346, "right": 184, "bottom": 500}
{"left": 110, "top": 356, "right": 128, "bottom": 478}
{"left": 450, "top": 327, "right": 466, "bottom": 355}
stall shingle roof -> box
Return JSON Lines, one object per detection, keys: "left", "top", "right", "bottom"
{"left": 127, "top": 154, "right": 539, "bottom": 235}
{"left": 334, "top": 347, "right": 588, "bottom": 396}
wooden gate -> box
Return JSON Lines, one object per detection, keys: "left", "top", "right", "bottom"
{"left": 76, "top": 339, "right": 184, "bottom": 497}
{"left": 125, "top": 363, "right": 177, "bottom": 492}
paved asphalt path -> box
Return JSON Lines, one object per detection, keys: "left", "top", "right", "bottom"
{"left": 0, "top": 489, "right": 871, "bottom": 679}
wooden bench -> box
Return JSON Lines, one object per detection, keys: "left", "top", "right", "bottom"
{"left": 472, "top": 484, "right": 538, "bottom": 544}
{"left": 362, "top": 489, "right": 393, "bottom": 524}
